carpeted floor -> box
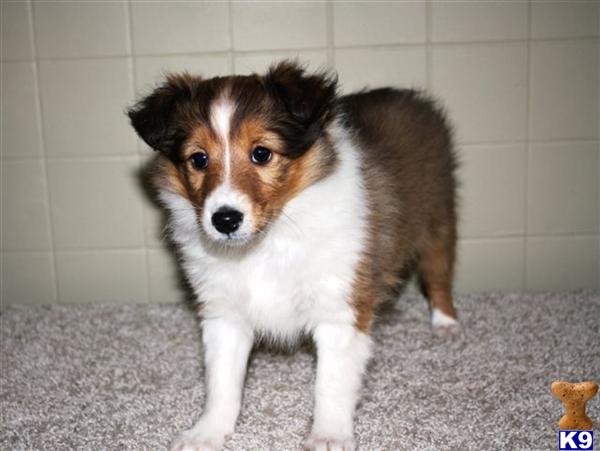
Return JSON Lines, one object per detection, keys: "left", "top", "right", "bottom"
{"left": 1, "top": 292, "right": 599, "bottom": 451}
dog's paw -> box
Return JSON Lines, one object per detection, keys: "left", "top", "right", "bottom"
{"left": 305, "top": 434, "right": 356, "bottom": 451}
{"left": 432, "top": 322, "right": 462, "bottom": 338}
{"left": 431, "top": 308, "right": 462, "bottom": 337}
{"left": 170, "top": 428, "right": 226, "bottom": 451}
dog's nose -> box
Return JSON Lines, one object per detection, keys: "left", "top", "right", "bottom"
{"left": 211, "top": 207, "right": 243, "bottom": 235}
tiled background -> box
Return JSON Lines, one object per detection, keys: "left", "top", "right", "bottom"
{"left": 1, "top": 0, "right": 598, "bottom": 305}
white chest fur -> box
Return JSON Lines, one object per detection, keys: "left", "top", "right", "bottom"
{"left": 162, "top": 126, "right": 368, "bottom": 340}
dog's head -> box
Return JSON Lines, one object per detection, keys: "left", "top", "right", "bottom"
{"left": 129, "top": 61, "right": 338, "bottom": 246}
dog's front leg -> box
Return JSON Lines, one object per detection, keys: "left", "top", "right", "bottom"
{"left": 171, "top": 317, "right": 253, "bottom": 451}
{"left": 306, "top": 323, "right": 372, "bottom": 451}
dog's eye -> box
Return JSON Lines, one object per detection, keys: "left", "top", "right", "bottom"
{"left": 189, "top": 152, "right": 208, "bottom": 170}
{"left": 251, "top": 146, "right": 272, "bottom": 165}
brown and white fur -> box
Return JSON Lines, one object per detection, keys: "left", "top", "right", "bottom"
{"left": 128, "top": 61, "right": 459, "bottom": 451}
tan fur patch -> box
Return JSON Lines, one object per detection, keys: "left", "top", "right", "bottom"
{"left": 183, "top": 125, "right": 224, "bottom": 195}
{"left": 150, "top": 154, "right": 187, "bottom": 199}
{"left": 351, "top": 256, "right": 377, "bottom": 332}
{"left": 225, "top": 117, "right": 338, "bottom": 234}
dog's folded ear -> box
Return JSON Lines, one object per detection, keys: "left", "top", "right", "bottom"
{"left": 265, "top": 61, "right": 338, "bottom": 155}
{"left": 127, "top": 73, "right": 200, "bottom": 158}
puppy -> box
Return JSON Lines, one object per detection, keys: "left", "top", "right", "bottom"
{"left": 128, "top": 61, "right": 459, "bottom": 451}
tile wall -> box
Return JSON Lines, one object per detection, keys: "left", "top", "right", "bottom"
{"left": 1, "top": 0, "right": 598, "bottom": 304}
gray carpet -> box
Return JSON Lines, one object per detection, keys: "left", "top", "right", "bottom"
{"left": 1, "top": 292, "right": 599, "bottom": 451}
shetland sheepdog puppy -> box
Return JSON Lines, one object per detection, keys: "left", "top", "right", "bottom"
{"left": 128, "top": 61, "right": 459, "bottom": 451}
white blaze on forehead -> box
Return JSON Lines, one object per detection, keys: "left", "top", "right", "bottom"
{"left": 210, "top": 98, "right": 236, "bottom": 182}
{"left": 206, "top": 98, "right": 256, "bottom": 241}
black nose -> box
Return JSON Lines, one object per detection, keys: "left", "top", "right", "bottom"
{"left": 211, "top": 207, "right": 243, "bottom": 235}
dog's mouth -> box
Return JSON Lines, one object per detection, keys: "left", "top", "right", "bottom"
{"left": 207, "top": 230, "right": 254, "bottom": 246}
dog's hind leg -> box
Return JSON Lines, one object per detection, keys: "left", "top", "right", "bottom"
{"left": 417, "top": 223, "right": 460, "bottom": 333}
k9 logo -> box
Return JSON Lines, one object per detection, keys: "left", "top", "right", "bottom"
{"left": 559, "top": 431, "right": 594, "bottom": 450}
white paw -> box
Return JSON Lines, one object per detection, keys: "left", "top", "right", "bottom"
{"left": 170, "top": 427, "right": 227, "bottom": 451}
{"left": 305, "top": 434, "right": 356, "bottom": 451}
{"left": 431, "top": 308, "right": 461, "bottom": 337}
{"left": 431, "top": 307, "right": 458, "bottom": 327}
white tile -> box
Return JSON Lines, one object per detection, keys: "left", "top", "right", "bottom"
{"left": 148, "top": 247, "right": 188, "bottom": 304}
{"left": 1, "top": 252, "right": 56, "bottom": 304}
{"left": 431, "top": 0, "right": 528, "bottom": 43}
{"left": 47, "top": 157, "right": 145, "bottom": 249}
{"left": 530, "top": 40, "right": 599, "bottom": 141}
{"left": 335, "top": 46, "right": 426, "bottom": 93}
{"left": 455, "top": 238, "right": 524, "bottom": 293}
{"left": 1, "top": 61, "right": 43, "bottom": 158}
{"left": 431, "top": 43, "right": 528, "bottom": 143}
{"left": 134, "top": 53, "right": 230, "bottom": 94}
{"left": 333, "top": 1, "right": 425, "bottom": 46}
{"left": 55, "top": 250, "right": 147, "bottom": 303}
{"left": 1, "top": 0, "right": 34, "bottom": 60}
{"left": 1, "top": 160, "right": 52, "bottom": 251}
{"left": 232, "top": 1, "right": 326, "bottom": 51}
{"left": 528, "top": 142, "right": 598, "bottom": 235}
{"left": 531, "top": 0, "right": 599, "bottom": 39}
{"left": 234, "top": 50, "right": 328, "bottom": 76}
{"left": 131, "top": 1, "right": 229, "bottom": 55}
{"left": 459, "top": 144, "right": 526, "bottom": 238}
{"left": 38, "top": 58, "right": 136, "bottom": 157}
{"left": 526, "top": 236, "right": 598, "bottom": 291}
{"left": 33, "top": 0, "right": 128, "bottom": 58}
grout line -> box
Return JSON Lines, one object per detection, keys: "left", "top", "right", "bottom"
{"left": 457, "top": 137, "right": 600, "bottom": 147}
{"left": 0, "top": 0, "right": 5, "bottom": 310}
{"left": 124, "top": 0, "right": 134, "bottom": 58}
{"left": 523, "top": 0, "right": 533, "bottom": 292}
{"left": 1, "top": 248, "right": 154, "bottom": 255}
{"left": 460, "top": 233, "right": 600, "bottom": 244}
{"left": 4, "top": 231, "right": 598, "bottom": 256}
{"left": 126, "top": 0, "right": 151, "bottom": 304}
{"left": 4, "top": 138, "right": 600, "bottom": 163}
{"left": 330, "top": 35, "right": 600, "bottom": 52}
{"left": 6, "top": 232, "right": 598, "bottom": 255}
{"left": 458, "top": 137, "right": 600, "bottom": 147}
{"left": 227, "top": 0, "right": 235, "bottom": 73}
{"left": 5, "top": 50, "right": 228, "bottom": 63}
{"left": 6, "top": 154, "right": 144, "bottom": 162}
{"left": 325, "top": 0, "right": 334, "bottom": 67}
{"left": 425, "top": 0, "right": 432, "bottom": 91}
{"left": 521, "top": 137, "right": 600, "bottom": 145}
{"left": 29, "top": 0, "right": 59, "bottom": 303}
{"left": 231, "top": 46, "right": 329, "bottom": 59}
{"left": 3, "top": 36, "right": 599, "bottom": 65}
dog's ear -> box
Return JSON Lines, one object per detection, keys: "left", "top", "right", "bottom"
{"left": 127, "top": 73, "right": 199, "bottom": 157}
{"left": 264, "top": 61, "right": 338, "bottom": 155}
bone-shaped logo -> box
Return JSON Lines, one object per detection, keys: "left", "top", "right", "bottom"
{"left": 551, "top": 380, "right": 598, "bottom": 430}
